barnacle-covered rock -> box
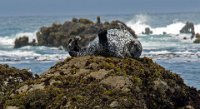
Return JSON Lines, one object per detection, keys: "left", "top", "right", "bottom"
{"left": 3, "top": 56, "right": 200, "bottom": 109}
{"left": 0, "top": 64, "right": 33, "bottom": 107}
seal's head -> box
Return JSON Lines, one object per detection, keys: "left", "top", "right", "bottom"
{"left": 68, "top": 36, "right": 81, "bottom": 50}
{"left": 67, "top": 36, "right": 82, "bottom": 56}
{"left": 128, "top": 40, "right": 142, "bottom": 58}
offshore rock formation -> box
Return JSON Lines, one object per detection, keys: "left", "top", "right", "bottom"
{"left": 180, "top": 22, "right": 195, "bottom": 38}
{"left": 14, "top": 36, "right": 36, "bottom": 48}
{"left": 13, "top": 17, "right": 136, "bottom": 49}
{"left": 142, "top": 27, "right": 153, "bottom": 35}
{"left": 2, "top": 56, "right": 200, "bottom": 109}
{"left": 194, "top": 33, "right": 200, "bottom": 43}
{"left": 67, "top": 29, "right": 142, "bottom": 58}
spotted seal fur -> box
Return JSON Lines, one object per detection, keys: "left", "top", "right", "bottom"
{"left": 67, "top": 28, "right": 142, "bottom": 58}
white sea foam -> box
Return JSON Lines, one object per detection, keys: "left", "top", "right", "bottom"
{"left": 194, "top": 24, "right": 200, "bottom": 33}
{"left": 0, "top": 37, "right": 14, "bottom": 45}
{"left": 126, "top": 14, "right": 199, "bottom": 35}
{"left": 0, "top": 31, "right": 37, "bottom": 46}
{"left": 0, "top": 49, "right": 69, "bottom": 62}
{"left": 127, "top": 20, "right": 186, "bottom": 35}
{"left": 152, "top": 22, "right": 185, "bottom": 35}
{"left": 0, "top": 50, "right": 40, "bottom": 57}
{"left": 126, "top": 14, "right": 150, "bottom": 34}
{"left": 36, "top": 54, "right": 70, "bottom": 61}
{"left": 15, "top": 31, "right": 37, "bottom": 43}
{"left": 173, "top": 34, "right": 195, "bottom": 43}
{"left": 148, "top": 50, "right": 171, "bottom": 55}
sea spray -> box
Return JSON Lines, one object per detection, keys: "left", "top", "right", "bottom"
{"left": 126, "top": 14, "right": 200, "bottom": 35}
{"left": 0, "top": 31, "right": 37, "bottom": 46}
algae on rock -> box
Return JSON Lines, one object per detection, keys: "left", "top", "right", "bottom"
{"left": 2, "top": 56, "right": 200, "bottom": 109}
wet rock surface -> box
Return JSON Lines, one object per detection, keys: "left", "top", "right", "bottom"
{"left": 142, "top": 27, "right": 153, "bottom": 35}
{"left": 180, "top": 22, "right": 195, "bottom": 34}
{"left": 180, "top": 22, "right": 195, "bottom": 39}
{"left": 194, "top": 33, "right": 200, "bottom": 43}
{"left": 14, "top": 36, "right": 37, "bottom": 48}
{"left": 0, "top": 64, "right": 33, "bottom": 107}
{"left": 14, "top": 17, "right": 137, "bottom": 49}
{"left": 1, "top": 56, "right": 200, "bottom": 109}
{"left": 14, "top": 36, "right": 36, "bottom": 48}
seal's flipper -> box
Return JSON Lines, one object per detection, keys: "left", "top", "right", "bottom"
{"left": 98, "top": 30, "right": 110, "bottom": 56}
{"left": 68, "top": 51, "right": 78, "bottom": 57}
{"left": 98, "top": 30, "right": 108, "bottom": 46}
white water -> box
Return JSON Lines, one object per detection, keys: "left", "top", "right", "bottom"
{"left": 0, "top": 31, "right": 37, "bottom": 46}
{"left": 127, "top": 14, "right": 200, "bottom": 35}
{"left": 0, "top": 31, "right": 68, "bottom": 62}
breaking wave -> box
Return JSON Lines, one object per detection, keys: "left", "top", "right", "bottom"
{"left": 0, "top": 31, "right": 37, "bottom": 46}
{"left": 126, "top": 14, "right": 200, "bottom": 35}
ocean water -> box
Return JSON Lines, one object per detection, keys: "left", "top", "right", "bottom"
{"left": 0, "top": 13, "right": 200, "bottom": 89}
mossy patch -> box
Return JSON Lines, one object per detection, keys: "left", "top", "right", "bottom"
{"left": 1, "top": 56, "right": 200, "bottom": 108}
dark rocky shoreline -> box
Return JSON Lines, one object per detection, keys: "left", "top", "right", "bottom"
{"left": 1, "top": 56, "right": 200, "bottom": 109}
{"left": 14, "top": 17, "right": 136, "bottom": 49}
{"left": 9, "top": 17, "right": 200, "bottom": 108}
{"left": 14, "top": 18, "right": 200, "bottom": 49}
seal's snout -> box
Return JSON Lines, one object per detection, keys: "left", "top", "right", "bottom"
{"left": 129, "top": 40, "right": 142, "bottom": 58}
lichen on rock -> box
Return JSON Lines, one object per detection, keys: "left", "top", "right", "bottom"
{"left": 0, "top": 64, "right": 34, "bottom": 108}
{"left": 1, "top": 56, "right": 200, "bottom": 109}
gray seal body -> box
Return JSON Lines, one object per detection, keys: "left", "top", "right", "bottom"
{"left": 67, "top": 29, "right": 142, "bottom": 58}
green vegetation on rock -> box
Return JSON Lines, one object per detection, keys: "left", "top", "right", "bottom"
{"left": 0, "top": 64, "right": 33, "bottom": 107}
{"left": 1, "top": 56, "right": 200, "bottom": 109}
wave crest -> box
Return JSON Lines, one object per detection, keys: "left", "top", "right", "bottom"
{"left": 126, "top": 14, "right": 200, "bottom": 35}
{"left": 0, "top": 31, "right": 37, "bottom": 46}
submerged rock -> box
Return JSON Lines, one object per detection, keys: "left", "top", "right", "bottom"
{"left": 14, "top": 36, "right": 29, "bottom": 48}
{"left": 194, "top": 33, "right": 200, "bottom": 43}
{"left": 180, "top": 22, "right": 195, "bottom": 34}
{"left": 14, "top": 36, "right": 36, "bottom": 48}
{"left": 163, "top": 32, "right": 167, "bottom": 35}
{"left": 180, "top": 22, "right": 195, "bottom": 38}
{"left": 2, "top": 56, "right": 200, "bottom": 109}
{"left": 142, "top": 27, "right": 153, "bottom": 35}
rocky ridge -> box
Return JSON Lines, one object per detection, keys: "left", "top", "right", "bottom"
{"left": 0, "top": 64, "right": 34, "bottom": 108}
{"left": 14, "top": 17, "right": 136, "bottom": 49}
{"left": 1, "top": 56, "right": 200, "bottom": 109}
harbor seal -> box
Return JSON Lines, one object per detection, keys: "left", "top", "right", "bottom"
{"left": 67, "top": 28, "right": 142, "bottom": 58}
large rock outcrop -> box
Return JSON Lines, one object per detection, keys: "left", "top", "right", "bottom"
{"left": 14, "top": 36, "right": 36, "bottom": 48}
{"left": 180, "top": 22, "right": 195, "bottom": 34}
{"left": 14, "top": 17, "right": 136, "bottom": 49}
{"left": 36, "top": 18, "right": 136, "bottom": 49}
{"left": 180, "top": 22, "right": 195, "bottom": 38}
{"left": 142, "top": 27, "right": 153, "bottom": 35}
{"left": 0, "top": 64, "right": 34, "bottom": 108}
{"left": 2, "top": 56, "right": 200, "bottom": 109}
